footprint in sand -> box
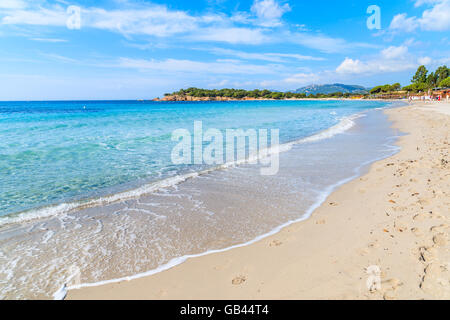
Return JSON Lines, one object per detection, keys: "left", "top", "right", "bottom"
{"left": 368, "top": 241, "right": 380, "bottom": 249}
{"left": 383, "top": 292, "right": 396, "bottom": 300}
{"left": 329, "top": 202, "right": 338, "bottom": 206}
{"left": 419, "top": 246, "right": 437, "bottom": 263}
{"left": 430, "top": 224, "right": 448, "bottom": 233}
{"left": 411, "top": 227, "right": 423, "bottom": 237}
{"left": 383, "top": 278, "right": 402, "bottom": 289}
{"left": 394, "top": 221, "right": 408, "bottom": 233}
{"left": 413, "top": 213, "right": 430, "bottom": 221}
{"left": 420, "top": 263, "right": 444, "bottom": 293}
{"left": 382, "top": 278, "right": 403, "bottom": 298}
{"left": 432, "top": 233, "right": 447, "bottom": 247}
{"left": 417, "top": 199, "right": 430, "bottom": 206}
{"left": 232, "top": 276, "right": 247, "bottom": 285}
{"left": 269, "top": 240, "right": 283, "bottom": 247}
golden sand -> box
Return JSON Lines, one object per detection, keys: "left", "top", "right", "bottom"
{"left": 68, "top": 102, "right": 450, "bottom": 300}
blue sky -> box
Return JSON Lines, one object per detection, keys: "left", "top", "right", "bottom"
{"left": 0, "top": 0, "right": 449, "bottom": 100}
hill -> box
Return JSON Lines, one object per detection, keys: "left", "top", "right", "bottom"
{"left": 293, "top": 84, "right": 369, "bottom": 95}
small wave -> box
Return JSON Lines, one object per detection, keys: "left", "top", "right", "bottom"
{"left": 291, "top": 113, "right": 363, "bottom": 145}
{"left": 56, "top": 135, "right": 401, "bottom": 300}
{"left": 0, "top": 113, "right": 362, "bottom": 227}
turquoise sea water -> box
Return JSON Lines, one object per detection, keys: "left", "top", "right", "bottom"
{"left": 0, "top": 100, "right": 389, "bottom": 220}
{"left": 0, "top": 99, "right": 403, "bottom": 299}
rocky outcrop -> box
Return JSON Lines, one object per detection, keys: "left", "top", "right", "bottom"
{"left": 153, "top": 95, "right": 270, "bottom": 102}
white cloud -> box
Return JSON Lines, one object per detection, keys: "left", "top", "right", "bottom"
{"left": 389, "top": 0, "right": 450, "bottom": 32}
{"left": 418, "top": 56, "right": 432, "bottom": 65}
{"left": 389, "top": 13, "right": 419, "bottom": 32}
{"left": 0, "top": 2, "right": 269, "bottom": 45}
{"left": 41, "top": 52, "right": 78, "bottom": 63}
{"left": 118, "top": 57, "right": 282, "bottom": 75}
{"left": 30, "top": 37, "right": 67, "bottom": 42}
{"left": 0, "top": 0, "right": 27, "bottom": 9}
{"left": 336, "top": 58, "right": 368, "bottom": 74}
{"left": 381, "top": 45, "right": 408, "bottom": 59}
{"left": 1, "top": 5, "right": 67, "bottom": 26}
{"left": 419, "top": 0, "right": 450, "bottom": 31}
{"left": 1, "top": 4, "right": 200, "bottom": 36}
{"left": 0, "top": 0, "right": 380, "bottom": 55}
{"left": 288, "top": 32, "right": 377, "bottom": 54}
{"left": 258, "top": 70, "right": 329, "bottom": 89}
{"left": 85, "top": 7, "right": 198, "bottom": 37}
{"left": 250, "top": 0, "right": 291, "bottom": 27}
{"left": 210, "top": 48, "right": 324, "bottom": 62}
{"left": 336, "top": 46, "right": 417, "bottom": 75}
{"left": 283, "top": 72, "right": 321, "bottom": 85}
{"left": 414, "top": 0, "right": 441, "bottom": 7}
{"left": 190, "top": 27, "right": 268, "bottom": 44}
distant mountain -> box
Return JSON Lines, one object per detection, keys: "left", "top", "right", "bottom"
{"left": 293, "top": 83, "right": 369, "bottom": 95}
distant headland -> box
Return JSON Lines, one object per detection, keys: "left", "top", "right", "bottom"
{"left": 153, "top": 87, "right": 366, "bottom": 101}
{"left": 153, "top": 65, "right": 450, "bottom": 102}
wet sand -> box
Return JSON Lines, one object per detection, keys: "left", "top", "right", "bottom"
{"left": 68, "top": 102, "right": 450, "bottom": 300}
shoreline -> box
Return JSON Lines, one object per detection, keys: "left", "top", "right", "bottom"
{"left": 0, "top": 105, "right": 379, "bottom": 228}
{"left": 68, "top": 101, "right": 449, "bottom": 300}
{"left": 53, "top": 107, "right": 390, "bottom": 299}
{"left": 153, "top": 96, "right": 406, "bottom": 102}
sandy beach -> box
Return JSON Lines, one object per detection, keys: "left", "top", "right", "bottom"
{"left": 68, "top": 101, "right": 449, "bottom": 300}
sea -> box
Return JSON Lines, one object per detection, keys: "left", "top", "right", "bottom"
{"left": 0, "top": 100, "right": 404, "bottom": 299}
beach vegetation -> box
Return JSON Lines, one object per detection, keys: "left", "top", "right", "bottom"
{"left": 167, "top": 67, "right": 450, "bottom": 100}
{"left": 160, "top": 65, "right": 449, "bottom": 100}
{"left": 403, "top": 83, "right": 429, "bottom": 92}
{"left": 412, "top": 65, "right": 428, "bottom": 84}
{"left": 168, "top": 87, "right": 355, "bottom": 100}
{"left": 439, "top": 77, "right": 450, "bottom": 88}
{"left": 370, "top": 83, "right": 401, "bottom": 94}
{"left": 399, "top": 65, "right": 450, "bottom": 92}
{"left": 435, "top": 66, "right": 450, "bottom": 86}
{"left": 426, "top": 72, "right": 437, "bottom": 88}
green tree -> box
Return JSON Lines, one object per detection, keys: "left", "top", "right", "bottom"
{"left": 412, "top": 65, "right": 428, "bottom": 84}
{"left": 426, "top": 72, "right": 437, "bottom": 88}
{"left": 370, "top": 86, "right": 382, "bottom": 94}
{"left": 261, "top": 89, "right": 271, "bottom": 98}
{"left": 381, "top": 84, "right": 392, "bottom": 92}
{"left": 403, "top": 83, "right": 429, "bottom": 92}
{"left": 271, "top": 92, "right": 283, "bottom": 99}
{"left": 391, "top": 83, "right": 401, "bottom": 91}
{"left": 440, "top": 77, "right": 450, "bottom": 87}
{"left": 435, "top": 66, "right": 450, "bottom": 86}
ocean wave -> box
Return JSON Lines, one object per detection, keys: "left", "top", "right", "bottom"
{"left": 0, "top": 113, "right": 363, "bottom": 227}
{"left": 55, "top": 135, "right": 401, "bottom": 300}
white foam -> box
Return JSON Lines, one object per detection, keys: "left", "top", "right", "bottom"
{"left": 55, "top": 139, "right": 401, "bottom": 300}
{"left": 42, "top": 230, "right": 54, "bottom": 244}
{"left": 298, "top": 113, "right": 363, "bottom": 144}
{"left": 1, "top": 112, "right": 363, "bottom": 228}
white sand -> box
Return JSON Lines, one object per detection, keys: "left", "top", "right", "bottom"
{"left": 68, "top": 102, "right": 450, "bottom": 300}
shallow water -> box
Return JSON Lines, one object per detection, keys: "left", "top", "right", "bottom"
{"left": 0, "top": 100, "right": 389, "bottom": 220}
{"left": 0, "top": 100, "right": 403, "bottom": 299}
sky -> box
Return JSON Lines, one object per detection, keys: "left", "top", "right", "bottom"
{"left": 0, "top": 0, "right": 449, "bottom": 100}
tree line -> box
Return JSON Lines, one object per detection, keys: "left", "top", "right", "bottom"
{"left": 165, "top": 65, "right": 450, "bottom": 100}
{"left": 403, "top": 65, "right": 450, "bottom": 92}
{"left": 371, "top": 65, "right": 450, "bottom": 94}
{"left": 166, "top": 88, "right": 364, "bottom": 100}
